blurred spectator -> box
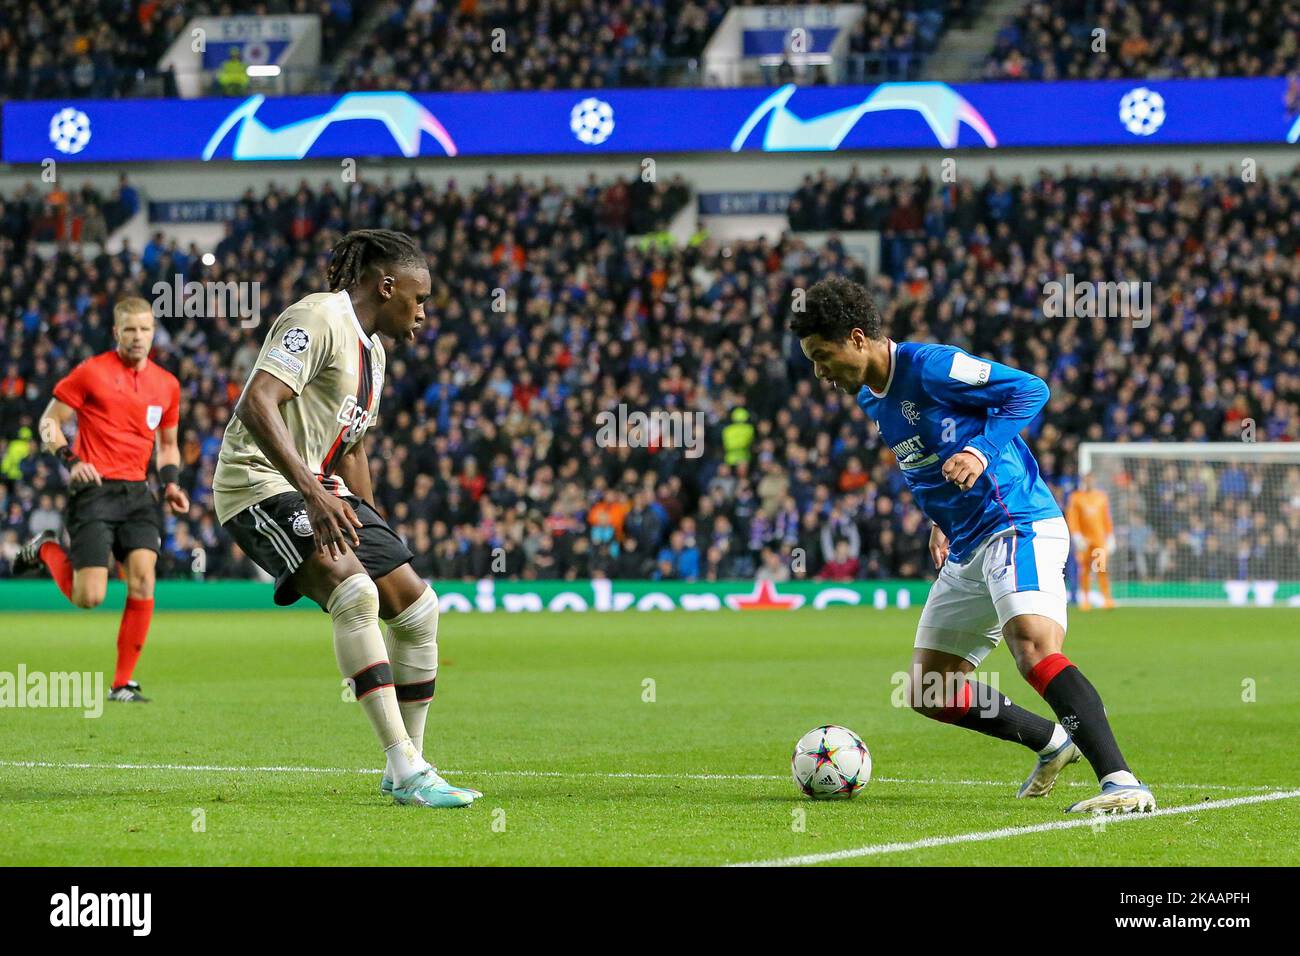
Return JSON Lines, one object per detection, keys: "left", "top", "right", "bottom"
{"left": 1, "top": 162, "right": 1296, "bottom": 586}
{"left": 818, "top": 539, "right": 861, "bottom": 581}
{"left": 1, "top": 425, "right": 33, "bottom": 480}
{"left": 755, "top": 546, "right": 791, "bottom": 582}
{"left": 0, "top": 0, "right": 368, "bottom": 100}
{"left": 984, "top": 0, "right": 1300, "bottom": 81}
{"left": 722, "top": 407, "right": 754, "bottom": 466}
{"left": 217, "top": 47, "right": 250, "bottom": 97}
{"left": 337, "top": 0, "right": 723, "bottom": 94}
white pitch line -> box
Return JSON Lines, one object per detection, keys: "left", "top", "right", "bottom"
{"left": 730, "top": 788, "right": 1300, "bottom": 867}
{"left": 0, "top": 759, "right": 1290, "bottom": 793}
{"left": 0, "top": 759, "right": 775, "bottom": 781}
{"left": 883, "top": 776, "right": 1276, "bottom": 793}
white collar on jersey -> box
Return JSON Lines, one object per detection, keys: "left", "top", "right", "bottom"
{"left": 338, "top": 290, "right": 377, "bottom": 350}
{"left": 866, "top": 338, "right": 897, "bottom": 399}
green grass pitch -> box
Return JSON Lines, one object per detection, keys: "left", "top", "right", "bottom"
{"left": 1, "top": 606, "right": 1297, "bottom": 866}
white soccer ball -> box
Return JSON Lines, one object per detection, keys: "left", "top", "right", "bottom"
{"left": 49, "top": 108, "right": 92, "bottom": 155}
{"left": 791, "top": 724, "right": 872, "bottom": 799}
{"left": 1118, "top": 87, "right": 1165, "bottom": 137}
{"left": 570, "top": 97, "right": 615, "bottom": 146}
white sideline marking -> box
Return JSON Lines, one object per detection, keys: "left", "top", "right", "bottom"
{"left": 0, "top": 759, "right": 1290, "bottom": 793}
{"left": 729, "top": 788, "right": 1300, "bottom": 867}
{"left": 0, "top": 759, "right": 777, "bottom": 781}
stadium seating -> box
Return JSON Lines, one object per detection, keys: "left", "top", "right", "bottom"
{"left": 2, "top": 165, "right": 1296, "bottom": 583}
{"left": 337, "top": 0, "right": 719, "bottom": 93}
{"left": 0, "top": 0, "right": 369, "bottom": 100}
{"left": 983, "top": 0, "right": 1300, "bottom": 81}
{"left": 4, "top": 0, "right": 1294, "bottom": 101}
{"left": 338, "top": 0, "right": 963, "bottom": 93}
{"left": 0, "top": 0, "right": 976, "bottom": 99}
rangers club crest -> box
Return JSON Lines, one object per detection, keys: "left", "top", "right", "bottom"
{"left": 146, "top": 404, "right": 163, "bottom": 430}
{"left": 901, "top": 400, "right": 921, "bottom": 424}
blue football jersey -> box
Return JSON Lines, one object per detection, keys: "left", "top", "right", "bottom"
{"left": 856, "top": 341, "right": 1061, "bottom": 562}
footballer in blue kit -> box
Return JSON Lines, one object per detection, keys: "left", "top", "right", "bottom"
{"left": 793, "top": 277, "right": 1155, "bottom": 814}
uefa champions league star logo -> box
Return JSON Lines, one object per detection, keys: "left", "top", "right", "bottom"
{"left": 49, "top": 108, "right": 92, "bottom": 155}
{"left": 570, "top": 97, "right": 615, "bottom": 146}
{"left": 1118, "top": 87, "right": 1166, "bottom": 136}
{"left": 282, "top": 327, "right": 310, "bottom": 353}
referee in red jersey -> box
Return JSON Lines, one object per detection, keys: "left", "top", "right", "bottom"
{"left": 14, "top": 297, "right": 187, "bottom": 702}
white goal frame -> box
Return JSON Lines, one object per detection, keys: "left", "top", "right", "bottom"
{"left": 1079, "top": 441, "right": 1300, "bottom": 474}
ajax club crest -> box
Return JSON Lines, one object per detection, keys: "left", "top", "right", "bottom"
{"left": 290, "top": 509, "right": 313, "bottom": 537}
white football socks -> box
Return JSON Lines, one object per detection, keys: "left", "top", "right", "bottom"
{"left": 327, "top": 574, "right": 423, "bottom": 775}
{"left": 385, "top": 739, "right": 428, "bottom": 786}
{"left": 383, "top": 586, "right": 440, "bottom": 760}
{"left": 1101, "top": 770, "right": 1141, "bottom": 788}
{"left": 1038, "top": 723, "right": 1070, "bottom": 756}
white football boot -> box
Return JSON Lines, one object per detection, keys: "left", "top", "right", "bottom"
{"left": 1065, "top": 780, "right": 1157, "bottom": 814}
{"left": 1017, "top": 737, "right": 1082, "bottom": 798}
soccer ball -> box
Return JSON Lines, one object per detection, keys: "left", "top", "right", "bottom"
{"left": 1118, "top": 87, "right": 1165, "bottom": 137}
{"left": 791, "top": 724, "right": 872, "bottom": 799}
{"left": 570, "top": 97, "right": 615, "bottom": 146}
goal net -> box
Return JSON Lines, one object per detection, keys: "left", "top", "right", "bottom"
{"left": 1078, "top": 443, "right": 1300, "bottom": 607}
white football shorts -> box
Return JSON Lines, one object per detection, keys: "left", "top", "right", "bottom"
{"left": 914, "top": 516, "right": 1070, "bottom": 666}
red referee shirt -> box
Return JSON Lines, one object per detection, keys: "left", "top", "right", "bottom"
{"left": 53, "top": 350, "right": 181, "bottom": 481}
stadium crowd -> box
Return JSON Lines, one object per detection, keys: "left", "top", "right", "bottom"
{"left": 337, "top": 0, "right": 964, "bottom": 92}
{"left": 1, "top": 162, "right": 1297, "bottom": 585}
{"left": 9, "top": 0, "right": 1291, "bottom": 101}
{"left": 983, "top": 0, "right": 1300, "bottom": 81}
{"left": 0, "top": 0, "right": 985, "bottom": 100}
{"left": 337, "top": 0, "right": 724, "bottom": 93}
{"left": 1101, "top": 456, "right": 1300, "bottom": 584}
{"left": 0, "top": 0, "right": 366, "bottom": 100}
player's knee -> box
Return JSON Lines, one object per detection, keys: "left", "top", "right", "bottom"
{"left": 385, "top": 587, "right": 439, "bottom": 685}
{"left": 71, "top": 578, "right": 106, "bottom": 609}
{"left": 72, "top": 590, "right": 103, "bottom": 610}
{"left": 1013, "top": 649, "right": 1050, "bottom": 681}
{"left": 386, "top": 586, "right": 438, "bottom": 643}
{"left": 126, "top": 574, "right": 155, "bottom": 601}
{"left": 1004, "top": 620, "right": 1063, "bottom": 675}
{"left": 1007, "top": 636, "right": 1057, "bottom": 679}
{"left": 326, "top": 573, "right": 380, "bottom": 628}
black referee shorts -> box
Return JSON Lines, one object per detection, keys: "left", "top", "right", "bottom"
{"left": 223, "top": 491, "right": 415, "bottom": 607}
{"left": 65, "top": 479, "right": 163, "bottom": 570}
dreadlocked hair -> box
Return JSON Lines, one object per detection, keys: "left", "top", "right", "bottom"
{"left": 326, "top": 229, "right": 424, "bottom": 292}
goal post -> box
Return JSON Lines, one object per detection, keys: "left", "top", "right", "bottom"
{"left": 1077, "top": 443, "right": 1300, "bottom": 607}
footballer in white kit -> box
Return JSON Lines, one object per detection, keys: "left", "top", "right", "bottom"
{"left": 215, "top": 229, "right": 479, "bottom": 810}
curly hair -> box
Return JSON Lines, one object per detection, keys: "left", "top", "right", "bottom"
{"left": 790, "top": 276, "right": 883, "bottom": 342}
{"left": 326, "top": 229, "right": 425, "bottom": 292}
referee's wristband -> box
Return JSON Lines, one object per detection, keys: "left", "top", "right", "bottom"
{"left": 159, "top": 464, "right": 180, "bottom": 487}
{"left": 56, "top": 446, "right": 80, "bottom": 467}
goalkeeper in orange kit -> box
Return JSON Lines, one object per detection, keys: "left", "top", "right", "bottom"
{"left": 1065, "top": 474, "right": 1116, "bottom": 609}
